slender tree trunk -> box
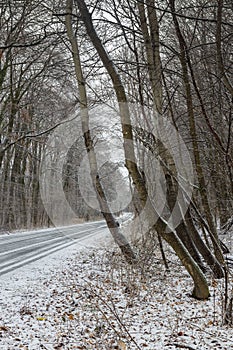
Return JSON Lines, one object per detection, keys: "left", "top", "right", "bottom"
{"left": 185, "top": 209, "right": 224, "bottom": 278}
{"left": 169, "top": 0, "right": 224, "bottom": 265}
{"left": 137, "top": 0, "right": 162, "bottom": 115}
{"left": 165, "top": 172, "right": 205, "bottom": 272}
{"left": 216, "top": 0, "right": 233, "bottom": 97}
{"left": 65, "top": 0, "right": 137, "bottom": 264}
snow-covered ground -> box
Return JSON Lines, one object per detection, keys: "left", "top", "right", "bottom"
{"left": 0, "top": 227, "right": 233, "bottom": 350}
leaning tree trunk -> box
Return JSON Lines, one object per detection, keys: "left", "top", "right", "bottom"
{"left": 65, "top": 0, "right": 136, "bottom": 264}
{"left": 165, "top": 172, "right": 206, "bottom": 272}
{"left": 185, "top": 208, "right": 224, "bottom": 278}
{"left": 76, "top": 0, "right": 210, "bottom": 299}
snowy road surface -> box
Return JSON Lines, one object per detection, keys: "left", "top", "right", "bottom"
{"left": 0, "top": 221, "right": 107, "bottom": 276}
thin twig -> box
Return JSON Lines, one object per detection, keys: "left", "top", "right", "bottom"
{"left": 165, "top": 343, "right": 196, "bottom": 350}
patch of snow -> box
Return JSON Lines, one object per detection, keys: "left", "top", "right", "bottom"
{"left": 0, "top": 230, "right": 233, "bottom": 349}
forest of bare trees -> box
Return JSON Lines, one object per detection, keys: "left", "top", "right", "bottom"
{"left": 0, "top": 0, "right": 232, "bottom": 301}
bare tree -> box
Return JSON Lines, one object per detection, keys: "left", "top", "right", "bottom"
{"left": 72, "top": 0, "right": 210, "bottom": 299}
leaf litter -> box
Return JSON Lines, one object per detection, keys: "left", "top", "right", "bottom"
{"left": 0, "top": 242, "right": 233, "bottom": 350}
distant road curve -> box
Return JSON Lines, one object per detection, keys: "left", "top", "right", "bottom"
{"left": 0, "top": 221, "right": 107, "bottom": 276}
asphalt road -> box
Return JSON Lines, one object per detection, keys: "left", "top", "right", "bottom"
{"left": 0, "top": 221, "right": 107, "bottom": 276}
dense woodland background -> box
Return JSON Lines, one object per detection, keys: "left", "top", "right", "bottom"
{"left": 0, "top": 0, "right": 232, "bottom": 230}
{"left": 0, "top": 0, "right": 232, "bottom": 299}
